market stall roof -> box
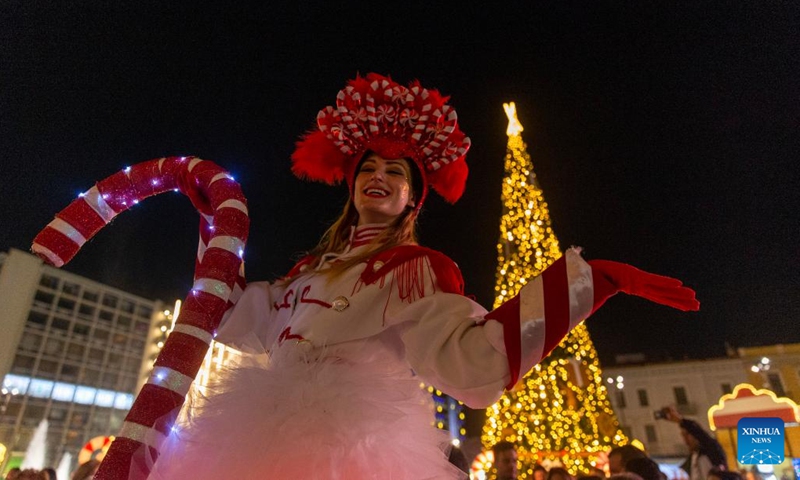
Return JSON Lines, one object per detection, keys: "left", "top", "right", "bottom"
{"left": 708, "top": 383, "right": 800, "bottom": 430}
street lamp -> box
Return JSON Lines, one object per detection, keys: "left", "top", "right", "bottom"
{"left": 750, "top": 357, "right": 785, "bottom": 395}
{"left": 1, "top": 387, "right": 20, "bottom": 415}
{"left": 0, "top": 386, "right": 20, "bottom": 474}
{"left": 607, "top": 376, "right": 627, "bottom": 434}
{"left": 751, "top": 357, "right": 770, "bottom": 373}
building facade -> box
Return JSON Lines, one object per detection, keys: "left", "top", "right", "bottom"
{"left": 602, "top": 347, "right": 800, "bottom": 461}
{"left": 604, "top": 357, "right": 748, "bottom": 458}
{"left": 0, "top": 248, "right": 169, "bottom": 470}
{"left": 738, "top": 344, "right": 800, "bottom": 400}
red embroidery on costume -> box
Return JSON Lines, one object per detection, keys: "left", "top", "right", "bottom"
{"left": 300, "top": 285, "right": 332, "bottom": 308}
{"left": 278, "top": 327, "right": 305, "bottom": 345}
{"left": 284, "top": 255, "right": 315, "bottom": 279}
{"left": 352, "top": 245, "right": 465, "bottom": 325}
{"left": 273, "top": 289, "right": 295, "bottom": 311}
{"left": 392, "top": 255, "right": 428, "bottom": 303}
{"left": 356, "top": 245, "right": 464, "bottom": 296}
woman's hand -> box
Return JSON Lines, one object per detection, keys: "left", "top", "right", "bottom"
{"left": 588, "top": 260, "right": 700, "bottom": 313}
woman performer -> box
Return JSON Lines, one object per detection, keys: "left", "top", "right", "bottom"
{"left": 148, "top": 73, "right": 698, "bottom": 479}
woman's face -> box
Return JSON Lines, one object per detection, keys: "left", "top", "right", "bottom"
{"left": 353, "top": 153, "right": 415, "bottom": 226}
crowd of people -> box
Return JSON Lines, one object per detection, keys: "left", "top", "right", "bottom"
{"left": 2, "top": 468, "right": 56, "bottom": 480}
{"left": 3, "top": 460, "right": 99, "bottom": 480}
{"left": 0, "top": 404, "right": 779, "bottom": 479}
{"left": 486, "top": 405, "right": 759, "bottom": 480}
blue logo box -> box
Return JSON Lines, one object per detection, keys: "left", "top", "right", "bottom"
{"left": 738, "top": 417, "right": 784, "bottom": 465}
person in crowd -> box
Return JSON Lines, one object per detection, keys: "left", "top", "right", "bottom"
{"left": 610, "top": 473, "right": 644, "bottom": 480}
{"left": 625, "top": 457, "right": 665, "bottom": 480}
{"left": 40, "top": 468, "right": 56, "bottom": 480}
{"left": 608, "top": 445, "right": 647, "bottom": 475}
{"left": 534, "top": 464, "right": 548, "bottom": 480}
{"left": 447, "top": 446, "right": 470, "bottom": 475}
{"left": 576, "top": 475, "right": 603, "bottom": 480}
{"left": 658, "top": 406, "right": 726, "bottom": 480}
{"left": 4, "top": 468, "right": 21, "bottom": 480}
{"left": 493, "top": 441, "right": 519, "bottom": 480}
{"left": 587, "top": 466, "right": 606, "bottom": 478}
{"left": 708, "top": 468, "right": 743, "bottom": 480}
{"left": 69, "top": 461, "right": 99, "bottom": 480}
{"left": 547, "top": 466, "right": 575, "bottom": 480}
{"left": 741, "top": 469, "right": 761, "bottom": 480}
{"left": 135, "top": 73, "right": 699, "bottom": 479}
{"left": 15, "top": 470, "right": 45, "bottom": 480}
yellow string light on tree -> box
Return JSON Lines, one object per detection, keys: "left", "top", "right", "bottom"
{"left": 482, "top": 103, "right": 627, "bottom": 478}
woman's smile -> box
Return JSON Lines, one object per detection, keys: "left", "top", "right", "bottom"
{"left": 354, "top": 154, "right": 415, "bottom": 225}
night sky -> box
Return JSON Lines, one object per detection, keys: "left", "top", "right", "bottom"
{"left": 2, "top": 2, "right": 798, "bottom": 365}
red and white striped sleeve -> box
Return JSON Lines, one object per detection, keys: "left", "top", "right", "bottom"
{"left": 483, "top": 248, "right": 700, "bottom": 390}
{"left": 390, "top": 247, "right": 698, "bottom": 408}
{"left": 394, "top": 249, "right": 595, "bottom": 408}
{"left": 483, "top": 249, "right": 594, "bottom": 390}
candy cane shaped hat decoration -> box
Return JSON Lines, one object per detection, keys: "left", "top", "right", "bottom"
{"left": 291, "top": 73, "right": 471, "bottom": 209}
{"left": 31, "top": 157, "right": 249, "bottom": 479}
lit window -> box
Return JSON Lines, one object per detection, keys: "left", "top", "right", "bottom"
{"left": 114, "top": 393, "right": 134, "bottom": 410}
{"left": 74, "top": 386, "right": 97, "bottom": 405}
{"left": 52, "top": 382, "right": 76, "bottom": 402}
{"left": 29, "top": 379, "right": 55, "bottom": 398}
{"left": 95, "top": 389, "right": 116, "bottom": 407}
{"left": 2, "top": 374, "right": 30, "bottom": 394}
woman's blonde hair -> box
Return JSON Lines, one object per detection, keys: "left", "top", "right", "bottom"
{"left": 300, "top": 155, "right": 421, "bottom": 279}
{"left": 304, "top": 198, "right": 418, "bottom": 279}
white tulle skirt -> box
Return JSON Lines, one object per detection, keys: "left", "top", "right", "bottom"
{"left": 148, "top": 340, "right": 467, "bottom": 479}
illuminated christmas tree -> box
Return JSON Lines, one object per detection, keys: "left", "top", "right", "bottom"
{"left": 481, "top": 103, "right": 626, "bottom": 478}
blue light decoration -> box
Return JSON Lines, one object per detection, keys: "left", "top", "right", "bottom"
{"left": 2, "top": 374, "right": 134, "bottom": 410}
{"left": 427, "top": 385, "right": 466, "bottom": 444}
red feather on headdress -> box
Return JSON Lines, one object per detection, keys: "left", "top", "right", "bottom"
{"left": 291, "top": 130, "right": 349, "bottom": 185}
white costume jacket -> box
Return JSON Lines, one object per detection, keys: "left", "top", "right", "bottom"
{"left": 150, "top": 225, "right": 599, "bottom": 480}
{"left": 216, "top": 225, "right": 597, "bottom": 408}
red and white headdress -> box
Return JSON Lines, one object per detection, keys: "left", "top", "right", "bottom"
{"left": 291, "top": 73, "right": 471, "bottom": 208}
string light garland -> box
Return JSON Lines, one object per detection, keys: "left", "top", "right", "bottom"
{"left": 481, "top": 104, "right": 626, "bottom": 478}
{"left": 424, "top": 384, "right": 467, "bottom": 442}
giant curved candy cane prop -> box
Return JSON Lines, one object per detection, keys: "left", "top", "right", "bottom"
{"left": 31, "top": 157, "right": 249, "bottom": 479}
